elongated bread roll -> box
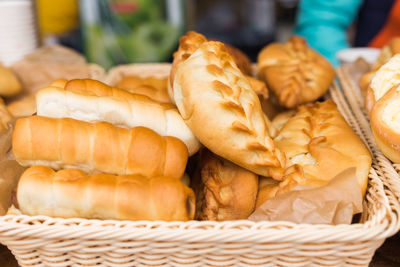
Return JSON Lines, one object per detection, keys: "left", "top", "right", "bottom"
{"left": 192, "top": 149, "right": 258, "bottom": 221}
{"left": 13, "top": 116, "right": 188, "bottom": 179}
{"left": 173, "top": 41, "right": 285, "bottom": 179}
{"left": 36, "top": 86, "right": 200, "bottom": 155}
{"left": 257, "top": 100, "right": 371, "bottom": 207}
{"left": 16, "top": 166, "right": 195, "bottom": 221}
{"left": 169, "top": 31, "right": 267, "bottom": 102}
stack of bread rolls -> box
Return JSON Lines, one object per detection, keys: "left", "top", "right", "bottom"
{"left": 12, "top": 78, "right": 196, "bottom": 221}
{"left": 9, "top": 31, "right": 372, "bottom": 223}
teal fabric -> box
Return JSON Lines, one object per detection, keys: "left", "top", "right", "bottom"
{"left": 295, "top": 0, "right": 363, "bottom": 66}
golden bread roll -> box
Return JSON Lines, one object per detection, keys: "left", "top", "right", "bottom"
{"left": 116, "top": 76, "right": 171, "bottom": 104}
{"left": 192, "top": 149, "right": 258, "bottom": 221}
{"left": 173, "top": 41, "right": 285, "bottom": 180}
{"left": 169, "top": 31, "right": 208, "bottom": 101}
{"left": 0, "top": 98, "right": 13, "bottom": 131}
{"left": 366, "top": 54, "right": 400, "bottom": 114}
{"left": 370, "top": 85, "right": 400, "bottom": 163}
{"left": 36, "top": 86, "right": 200, "bottom": 155}
{"left": 258, "top": 36, "right": 335, "bottom": 108}
{"left": 257, "top": 100, "right": 371, "bottom": 207}
{"left": 0, "top": 64, "right": 21, "bottom": 97}
{"left": 13, "top": 116, "right": 188, "bottom": 179}
{"left": 372, "top": 37, "right": 400, "bottom": 70}
{"left": 6, "top": 79, "right": 66, "bottom": 118}
{"left": 169, "top": 31, "right": 262, "bottom": 101}
{"left": 16, "top": 166, "right": 195, "bottom": 221}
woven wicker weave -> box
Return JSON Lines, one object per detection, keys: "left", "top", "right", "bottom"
{"left": 337, "top": 65, "right": 400, "bottom": 201}
{"left": 0, "top": 64, "right": 399, "bottom": 267}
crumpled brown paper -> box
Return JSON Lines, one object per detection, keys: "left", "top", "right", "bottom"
{"left": 248, "top": 168, "right": 363, "bottom": 224}
{"left": 0, "top": 121, "right": 26, "bottom": 215}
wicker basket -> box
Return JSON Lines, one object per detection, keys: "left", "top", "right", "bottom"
{"left": 0, "top": 64, "right": 399, "bottom": 267}
{"left": 337, "top": 65, "right": 400, "bottom": 202}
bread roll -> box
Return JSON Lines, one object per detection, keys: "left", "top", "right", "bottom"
{"left": 257, "top": 100, "right": 371, "bottom": 207}
{"left": 6, "top": 79, "right": 68, "bottom": 118}
{"left": 173, "top": 41, "right": 285, "bottom": 179}
{"left": 13, "top": 116, "right": 188, "bottom": 179}
{"left": 366, "top": 54, "right": 400, "bottom": 114}
{"left": 169, "top": 31, "right": 262, "bottom": 102}
{"left": 0, "top": 64, "right": 21, "bottom": 97}
{"left": 192, "top": 149, "right": 258, "bottom": 220}
{"left": 36, "top": 86, "right": 200, "bottom": 155}
{"left": 258, "top": 36, "right": 335, "bottom": 108}
{"left": 370, "top": 84, "right": 400, "bottom": 163}
{"left": 16, "top": 166, "right": 195, "bottom": 221}
{"left": 116, "top": 76, "right": 171, "bottom": 104}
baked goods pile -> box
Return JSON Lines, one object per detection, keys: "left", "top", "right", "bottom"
{"left": 4, "top": 31, "right": 372, "bottom": 223}
{"left": 362, "top": 53, "right": 400, "bottom": 163}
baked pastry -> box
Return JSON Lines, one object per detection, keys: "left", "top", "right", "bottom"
{"left": 0, "top": 98, "right": 13, "bottom": 131}
{"left": 359, "top": 38, "right": 400, "bottom": 100}
{"left": 15, "top": 166, "right": 195, "bottom": 221}
{"left": 257, "top": 100, "right": 371, "bottom": 207}
{"left": 169, "top": 31, "right": 262, "bottom": 101}
{"left": 223, "top": 43, "right": 252, "bottom": 76}
{"left": 36, "top": 85, "right": 200, "bottom": 156}
{"left": 116, "top": 76, "right": 171, "bottom": 104}
{"left": 192, "top": 149, "right": 258, "bottom": 221}
{"left": 366, "top": 54, "right": 400, "bottom": 114}
{"left": 13, "top": 116, "right": 188, "bottom": 179}
{"left": 258, "top": 36, "right": 335, "bottom": 108}
{"left": 0, "top": 64, "right": 21, "bottom": 97}
{"left": 370, "top": 84, "right": 400, "bottom": 163}
{"left": 173, "top": 41, "right": 285, "bottom": 179}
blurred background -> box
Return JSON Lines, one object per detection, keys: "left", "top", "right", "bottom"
{"left": 0, "top": 0, "right": 298, "bottom": 69}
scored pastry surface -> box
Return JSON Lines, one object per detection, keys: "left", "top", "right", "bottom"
{"left": 174, "top": 41, "right": 285, "bottom": 179}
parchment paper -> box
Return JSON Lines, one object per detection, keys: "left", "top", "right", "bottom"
{"left": 249, "top": 168, "right": 363, "bottom": 224}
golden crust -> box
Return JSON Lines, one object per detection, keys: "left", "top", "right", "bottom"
{"left": 116, "top": 76, "right": 171, "bottom": 104}
{"left": 257, "top": 100, "right": 371, "bottom": 207}
{"left": 370, "top": 85, "right": 400, "bottom": 163}
{"left": 174, "top": 41, "right": 285, "bottom": 179}
{"left": 12, "top": 116, "right": 188, "bottom": 179}
{"left": 192, "top": 149, "right": 258, "bottom": 221}
{"left": 258, "top": 36, "right": 335, "bottom": 108}
{"left": 17, "top": 166, "right": 195, "bottom": 221}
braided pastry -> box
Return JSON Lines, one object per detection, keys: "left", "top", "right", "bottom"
{"left": 257, "top": 100, "right": 371, "bottom": 207}
{"left": 173, "top": 41, "right": 285, "bottom": 180}
{"left": 258, "top": 36, "right": 335, "bottom": 108}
